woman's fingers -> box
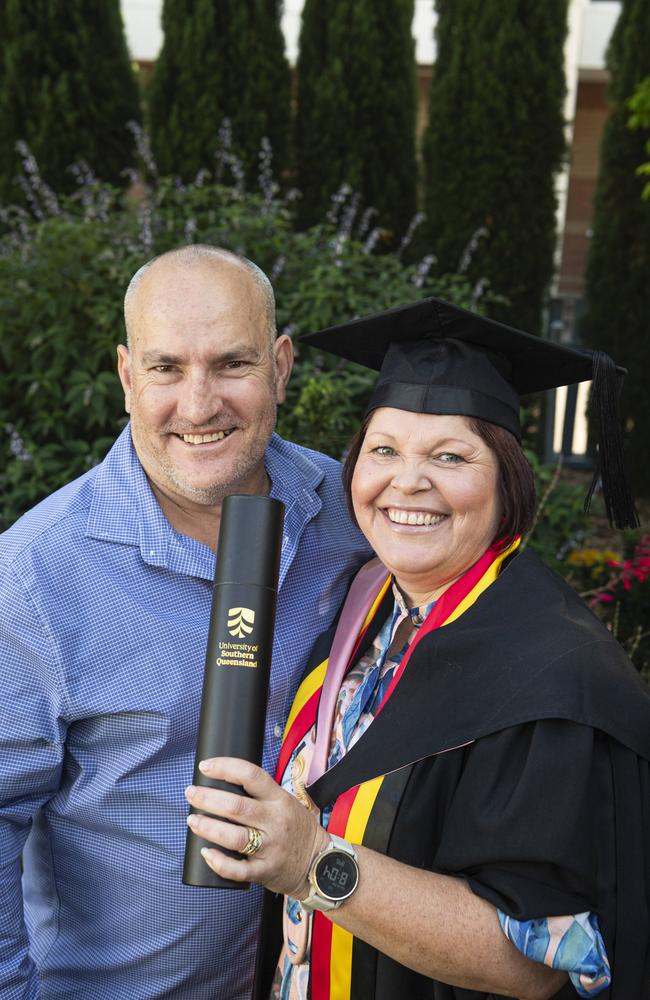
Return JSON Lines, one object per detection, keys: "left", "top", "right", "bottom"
{"left": 184, "top": 758, "right": 330, "bottom": 897}
{"left": 185, "top": 782, "right": 260, "bottom": 824}
{"left": 186, "top": 811, "right": 258, "bottom": 855}
{"left": 198, "top": 756, "right": 279, "bottom": 798}
{"left": 200, "top": 846, "right": 260, "bottom": 884}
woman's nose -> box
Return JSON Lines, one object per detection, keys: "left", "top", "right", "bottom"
{"left": 391, "top": 462, "right": 433, "bottom": 493}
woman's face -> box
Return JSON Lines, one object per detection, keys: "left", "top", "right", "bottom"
{"left": 351, "top": 409, "right": 502, "bottom": 604}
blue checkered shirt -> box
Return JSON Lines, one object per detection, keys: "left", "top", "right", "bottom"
{"left": 0, "top": 426, "right": 371, "bottom": 1000}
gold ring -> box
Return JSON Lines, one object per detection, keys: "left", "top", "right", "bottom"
{"left": 241, "top": 827, "right": 263, "bottom": 857}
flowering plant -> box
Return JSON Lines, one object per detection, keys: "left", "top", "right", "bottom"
{"left": 590, "top": 536, "right": 650, "bottom": 605}
{"left": 582, "top": 536, "right": 650, "bottom": 678}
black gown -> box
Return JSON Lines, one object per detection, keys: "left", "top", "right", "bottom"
{"left": 256, "top": 549, "right": 650, "bottom": 999}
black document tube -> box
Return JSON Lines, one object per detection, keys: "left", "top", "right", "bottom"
{"left": 183, "top": 493, "right": 284, "bottom": 889}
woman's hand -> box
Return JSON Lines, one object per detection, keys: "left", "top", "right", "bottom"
{"left": 184, "top": 757, "right": 329, "bottom": 897}
{"left": 186, "top": 760, "right": 566, "bottom": 999}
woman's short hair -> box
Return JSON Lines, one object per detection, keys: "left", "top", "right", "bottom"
{"left": 342, "top": 414, "right": 537, "bottom": 548}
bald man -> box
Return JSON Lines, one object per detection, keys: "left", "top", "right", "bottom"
{"left": 0, "top": 246, "right": 371, "bottom": 999}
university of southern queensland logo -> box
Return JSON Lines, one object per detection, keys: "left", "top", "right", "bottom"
{"left": 227, "top": 607, "right": 255, "bottom": 639}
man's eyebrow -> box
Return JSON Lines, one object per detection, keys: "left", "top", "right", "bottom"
{"left": 139, "top": 345, "right": 262, "bottom": 366}
{"left": 140, "top": 351, "right": 182, "bottom": 365}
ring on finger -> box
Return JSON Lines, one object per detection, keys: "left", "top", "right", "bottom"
{"left": 241, "top": 826, "right": 263, "bottom": 857}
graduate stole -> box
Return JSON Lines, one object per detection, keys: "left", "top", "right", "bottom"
{"left": 276, "top": 538, "right": 519, "bottom": 1000}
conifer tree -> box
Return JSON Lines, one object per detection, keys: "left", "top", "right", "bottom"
{"left": 422, "top": 0, "right": 568, "bottom": 335}
{"left": 582, "top": 0, "right": 650, "bottom": 496}
{"left": 148, "top": 0, "right": 291, "bottom": 185}
{"left": 295, "top": 0, "right": 417, "bottom": 239}
{"left": 627, "top": 76, "right": 650, "bottom": 199}
{"left": 0, "top": 0, "right": 140, "bottom": 203}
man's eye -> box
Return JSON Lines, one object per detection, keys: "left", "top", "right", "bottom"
{"left": 152, "top": 365, "right": 176, "bottom": 374}
{"left": 223, "top": 358, "right": 256, "bottom": 372}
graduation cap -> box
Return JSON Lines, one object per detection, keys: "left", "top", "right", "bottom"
{"left": 301, "top": 296, "right": 638, "bottom": 530}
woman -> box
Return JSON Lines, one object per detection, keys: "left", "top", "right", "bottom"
{"left": 185, "top": 298, "right": 650, "bottom": 999}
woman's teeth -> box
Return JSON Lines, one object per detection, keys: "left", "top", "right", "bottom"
{"left": 181, "top": 431, "right": 231, "bottom": 444}
{"left": 386, "top": 509, "right": 445, "bottom": 526}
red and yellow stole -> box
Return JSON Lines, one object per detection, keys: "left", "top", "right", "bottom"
{"left": 276, "top": 538, "right": 519, "bottom": 1000}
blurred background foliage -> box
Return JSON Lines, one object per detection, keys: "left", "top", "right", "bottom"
{"left": 0, "top": 147, "right": 483, "bottom": 528}
{"left": 0, "top": 150, "right": 647, "bottom": 678}
{"left": 0, "top": 0, "right": 648, "bottom": 677}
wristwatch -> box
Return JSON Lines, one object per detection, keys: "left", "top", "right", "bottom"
{"left": 300, "top": 834, "right": 360, "bottom": 913}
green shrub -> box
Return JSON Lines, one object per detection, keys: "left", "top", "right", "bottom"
{"left": 523, "top": 454, "right": 648, "bottom": 678}
{"left": 2, "top": 157, "right": 647, "bottom": 682}
{"left": 569, "top": 535, "right": 650, "bottom": 679}
{"left": 0, "top": 167, "right": 480, "bottom": 530}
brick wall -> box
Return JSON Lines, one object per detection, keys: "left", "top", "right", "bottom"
{"left": 557, "top": 77, "right": 610, "bottom": 298}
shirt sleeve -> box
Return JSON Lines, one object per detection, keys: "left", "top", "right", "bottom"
{"left": 0, "top": 562, "right": 67, "bottom": 999}
{"left": 497, "top": 909, "right": 611, "bottom": 997}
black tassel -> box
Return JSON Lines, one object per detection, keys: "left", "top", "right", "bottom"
{"left": 584, "top": 351, "right": 639, "bottom": 529}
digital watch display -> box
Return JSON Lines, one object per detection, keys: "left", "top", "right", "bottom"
{"left": 301, "top": 835, "right": 359, "bottom": 913}
{"left": 315, "top": 852, "right": 357, "bottom": 900}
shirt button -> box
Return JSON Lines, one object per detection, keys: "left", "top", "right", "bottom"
{"left": 274, "top": 724, "right": 283, "bottom": 739}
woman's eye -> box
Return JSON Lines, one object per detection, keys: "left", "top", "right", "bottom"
{"left": 437, "top": 452, "right": 463, "bottom": 464}
{"left": 372, "top": 445, "right": 396, "bottom": 457}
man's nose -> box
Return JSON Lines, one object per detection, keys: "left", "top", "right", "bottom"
{"left": 176, "top": 374, "right": 223, "bottom": 426}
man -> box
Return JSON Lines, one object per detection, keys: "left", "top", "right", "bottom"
{"left": 0, "top": 246, "right": 371, "bottom": 998}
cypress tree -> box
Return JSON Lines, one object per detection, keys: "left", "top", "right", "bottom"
{"left": 627, "top": 75, "right": 650, "bottom": 199}
{"left": 295, "top": 0, "right": 417, "bottom": 239}
{"left": 422, "top": 0, "right": 568, "bottom": 335}
{"left": 582, "top": 0, "right": 650, "bottom": 496}
{"left": 148, "top": 0, "right": 291, "bottom": 185}
{"left": 0, "top": 0, "right": 140, "bottom": 203}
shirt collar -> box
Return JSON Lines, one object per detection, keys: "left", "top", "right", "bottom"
{"left": 391, "top": 580, "right": 436, "bottom": 626}
{"left": 86, "top": 426, "right": 326, "bottom": 584}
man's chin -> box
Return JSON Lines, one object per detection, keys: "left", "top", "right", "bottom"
{"left": 168, "top": 476, "right": 231, "bottom": 507}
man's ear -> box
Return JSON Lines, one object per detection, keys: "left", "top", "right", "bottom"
{"left": 116, "top": 344, "right": 132, "bottom": 414}
{"left": 273, "top": 334, "right": 294, "bottom": 405}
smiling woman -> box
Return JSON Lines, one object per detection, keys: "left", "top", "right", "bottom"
{"left": 349, "top": 411, "right": 502, "bottom": 605}
{"left": 188, "top": 296, "right": 650, "bottom": 1000}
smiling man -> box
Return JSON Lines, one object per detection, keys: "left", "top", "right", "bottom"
{"left": 118, "top": 248, "right": 294, "bottom": 548}
{"left": 0, "top": 246, "right": 371, "bottom": 999}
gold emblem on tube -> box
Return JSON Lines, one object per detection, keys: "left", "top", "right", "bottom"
{"left": 227, "top": 607, "right": 256, "bottom": 638}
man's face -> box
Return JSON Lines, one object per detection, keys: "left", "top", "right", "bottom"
{"left": 117, "top": 259, "right": 293, "bottom": 509}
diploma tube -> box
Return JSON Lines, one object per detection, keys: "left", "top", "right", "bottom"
{"left": 183, "top": 493, "right": 284, "bottom": 889}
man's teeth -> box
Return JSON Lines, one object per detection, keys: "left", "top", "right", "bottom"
{"left": 181, "top": 431, "right": 230, "bottom": 444}
{"left": 387, "top": 509, "right": 445, "bottom": 526}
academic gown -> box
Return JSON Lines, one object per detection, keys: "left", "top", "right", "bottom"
{"left": 255, "top": 548, "right": 650, "bottom": 1000}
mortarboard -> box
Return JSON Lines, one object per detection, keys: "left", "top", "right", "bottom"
{"left": 301, "top": 296, "right": 638, "bottom": 530}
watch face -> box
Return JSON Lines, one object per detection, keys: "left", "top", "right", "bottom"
{"left": 314, "top": 851, "right": 358, "bottom": 901}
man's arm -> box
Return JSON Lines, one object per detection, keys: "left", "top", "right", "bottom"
{"left": 0, "top": 562, "right": 66, "bottom": 999}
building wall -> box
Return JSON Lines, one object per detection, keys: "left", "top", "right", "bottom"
{"left": 557, "top": 77, "right": 611, "bottom": 298}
